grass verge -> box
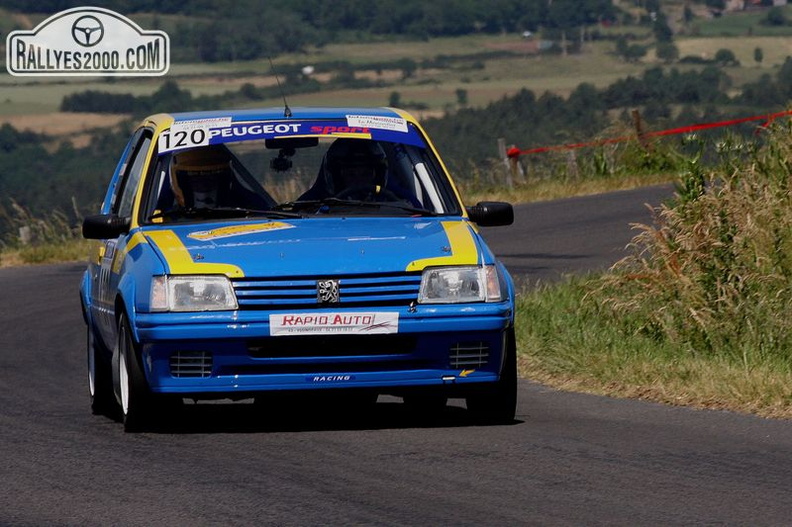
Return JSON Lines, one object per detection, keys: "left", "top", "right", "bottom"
{"left": 515, "top": 276, "right": 792, "bottom": 419}
{"left": 517, "top": 125, "right": 792, "bottom": 420}
{"left": 459, "top": 172, "right": 674, "bottom": 205}
{"left": 0, "top": 238, "right": 92, "bottom": 267}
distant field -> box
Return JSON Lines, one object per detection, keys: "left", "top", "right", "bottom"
{"left": 675, "top": 35, "right": 792, "bottom": 68}
{"left": 0, "top": 34, "right": 647, "bottom": 122}
{"left": 1, "top": 16, "right": 791, "bottom": 135}
{"left": 0, "top": 112, "right": 126, "bottom": 135}
{"left": 692, "top": 6, "right": 792, "bottom": 37}
{"left": 0, "top": 77, "right": 164, "bottom": 114}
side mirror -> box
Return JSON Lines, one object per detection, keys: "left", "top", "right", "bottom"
{"left": 82, "top": 214, "right": 130, "bottom": 239}
{"left": 466, "top": 201, "right": 514, "bottom": 227}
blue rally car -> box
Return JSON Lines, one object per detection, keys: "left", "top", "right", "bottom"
{"left": 80, "top": 107, "right": 516, "bottom": 431}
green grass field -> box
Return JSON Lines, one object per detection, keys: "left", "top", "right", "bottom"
{"left": 1, "top": 16, "right": 791, "bottom": 121}
{"left": 675, "top": 35, "right": 792, "bottom": 68}
{"left": 692, "top": 5, "right": 792, "bottom": 37}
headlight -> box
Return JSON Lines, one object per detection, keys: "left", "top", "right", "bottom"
{"left": 418, "top": 265, "right": 502, "bottom": 304}
{"left": 150, "top": 275, "right": 238, "bottom": 312}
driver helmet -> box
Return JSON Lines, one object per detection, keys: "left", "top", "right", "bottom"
{"left": 170, "top": 146, "right": 232, "bottom": 208}
{"left": 324, "top": 139, "right": 387, "bottom": 195}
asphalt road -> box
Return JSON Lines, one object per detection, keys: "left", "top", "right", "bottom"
{"left": 480, "top": 184, "right": 676, "bottom": 285}
{"left": 3, "top": 185, "right": 792, "bottom": 526}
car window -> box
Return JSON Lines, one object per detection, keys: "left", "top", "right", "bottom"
{"left": 106, "top": 128, "right": 144, "bottom": 213}
{"left": 142, "top": 122, "right": 461, "bottom": 223}
{"left": 114, "top": 130, "right": 152, "bottom": 218}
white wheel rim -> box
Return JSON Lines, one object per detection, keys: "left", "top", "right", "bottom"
{"left": 119, "top": 331, "right": 130, "bottom": 416}
{"left": 87, "top": 329, "right": 96, "bottom": 398}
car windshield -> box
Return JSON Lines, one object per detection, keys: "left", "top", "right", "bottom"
{"left": 141, "top": 123, "right": 461, "bottom": 224}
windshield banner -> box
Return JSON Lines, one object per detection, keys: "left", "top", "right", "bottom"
{"left": 158, "top": 117, "right": 426, "bottom": 153}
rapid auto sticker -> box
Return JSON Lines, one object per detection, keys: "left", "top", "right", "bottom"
{"left": 187, "top": 222, "right": 294, "bottom": 241}
{"left": 269, "top": 312, "right": 399, "bottom": 336}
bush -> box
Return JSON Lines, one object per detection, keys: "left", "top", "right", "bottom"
{"left": 595, "top": 125, "right": 792, "bottom": 366}
{"left": 714, "top": 48, "right": 739, "bottom": 66}
{"left": 761, "top": 6, "right": 788, "bottom": 26}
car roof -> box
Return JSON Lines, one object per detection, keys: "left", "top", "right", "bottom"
{"left": 146, "top": 107, "right": 417, "bottom": 127}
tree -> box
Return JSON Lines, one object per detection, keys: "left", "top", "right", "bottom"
{"left": 624, "top": 44, "right": 648, "bottom": 63}
{"left": 397, "top": 59, "right": 417, "bottom": 80}
{"left": 652, "top": 13, "right": 673, "bottom": 43}
{"left": 762, "top": 7, "right": 788, "bottom": 26}
{"left": 656, "top": 42, "right": 679, "bottom": 64}
{"left": 455, "top": 88, "right": 468, "bottom": 107}
{"left": 388, "top": 91, "right": 402, "bottom": 108}
{"left": 615, "top": 36, "right": 628, "bottom": 58}
{"left": 754, "top": 47, "right": 764, "bottom": 66}
{"left": 683, "top": 6, "right": 694, "bottom": 25}
{"left": 714, "top": 48, "right": 739, "bottom": 67}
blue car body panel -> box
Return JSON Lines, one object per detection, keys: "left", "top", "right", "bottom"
{"left": 81, "top": 107, "right": 515, "bottom": 400}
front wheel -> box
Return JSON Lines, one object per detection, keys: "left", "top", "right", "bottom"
{"left": 88, "top": 325, "right": 117, "bottom": 417}
{"left": 117, "top": 314, "right": 158, "bottom": 432}
{"left": 466, "top": 328, "right": 517, "bottom": 424}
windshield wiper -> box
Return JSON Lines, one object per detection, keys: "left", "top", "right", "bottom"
{"left": 366, "top": 201, "right": 438, "bottom": 216}
{"left": 148, "top": 207, "right": 303, "bottom": 222}
{"left": 209, "top": 207, "right": 305, "bottom": 218}
{"left": 276, "top": 198, "right": 437, "bottom": 217}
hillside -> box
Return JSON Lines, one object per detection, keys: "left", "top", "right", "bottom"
{"left": 2, "top": 0, "right": 792, "bottom": 240}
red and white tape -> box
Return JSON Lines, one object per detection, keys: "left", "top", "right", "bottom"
{"left": 508, "top": 109, "right": 792, "bottom": 157}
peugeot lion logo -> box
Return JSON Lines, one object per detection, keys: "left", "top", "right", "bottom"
{"left": 317, "top": 279, "right": 340, "bottom": 304}
{"left": 71, "top": 15, "right": 105, "bottom": 47}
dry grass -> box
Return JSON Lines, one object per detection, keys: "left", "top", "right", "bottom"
{"left": 519, "top": 347, "right": 792, "bottom": 419}
{"left": 516, "top": 271, "right": 792, "bottom": 420}
{"left": 674, "top": 36, "right": 792, "bottom": 68}
{"left": 0, "top": 201, "right": 89, "bottom": 266}
{"left": 459, "top": 172, "right": 674, "bottom": 205}
{"left": 0, "top": 239, "right": 92, "bottom": 267}
{"left": 515, "top": 124, "right": 792, "bottom": 420}
{"left": 0, "top": 112, "right": 127, "bottom": 135}
{"left": 599, "top": 129, "right": 792, "bottom": 361}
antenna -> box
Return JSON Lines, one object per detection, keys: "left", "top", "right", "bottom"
{"left": 268, "top": 57, "right": 292, "bottom": 118}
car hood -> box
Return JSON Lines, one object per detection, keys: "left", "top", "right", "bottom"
{"left": 143, "top": 217, "right": 484, "bottom": 278}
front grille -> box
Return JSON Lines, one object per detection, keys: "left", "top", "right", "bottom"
{"left": 248, "top": 334, "right": 417, "bottom": 358}
{"left": 232, "top": 272, "right": 422, "bottom": 310}
{"left": 170, "top": 351, "right": 213, "bottom": 378}
{"left": 450, "top": 341, "right": 490, "bottom": 368}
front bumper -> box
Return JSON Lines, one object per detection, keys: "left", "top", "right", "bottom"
{"left": 132, "top": 303, "right": 512, "bottom": 396}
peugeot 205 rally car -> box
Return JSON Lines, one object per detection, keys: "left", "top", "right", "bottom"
{"left": 80, "top": 107, "right": 516, "bottom": 431}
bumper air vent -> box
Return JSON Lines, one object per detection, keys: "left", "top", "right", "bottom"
{"left": 170, "top": 351, "right": 213, "bottom": 378}
{"left": 449, "top": 341, "right": 490, "bottom": 369}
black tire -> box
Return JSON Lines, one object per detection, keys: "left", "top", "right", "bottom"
{"left": 117, "top": 314, "right": 157, "bottom": 432}
{"left": 466, "top": 328, "right": 517, "bottom": 424}
{"left": 87, "top": 325, "right": 117, "bottom": 417}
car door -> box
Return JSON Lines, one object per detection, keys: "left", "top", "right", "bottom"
{"left": 92, "top": 128, "right": 153, "bottom": 349}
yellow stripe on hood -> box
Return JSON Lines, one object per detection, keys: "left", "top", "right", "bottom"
{"left": 146, "top": 230, "right": 244, "bottom": 277}
{"left": 405, "top": 221, "right": 479, "bottom": 272}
